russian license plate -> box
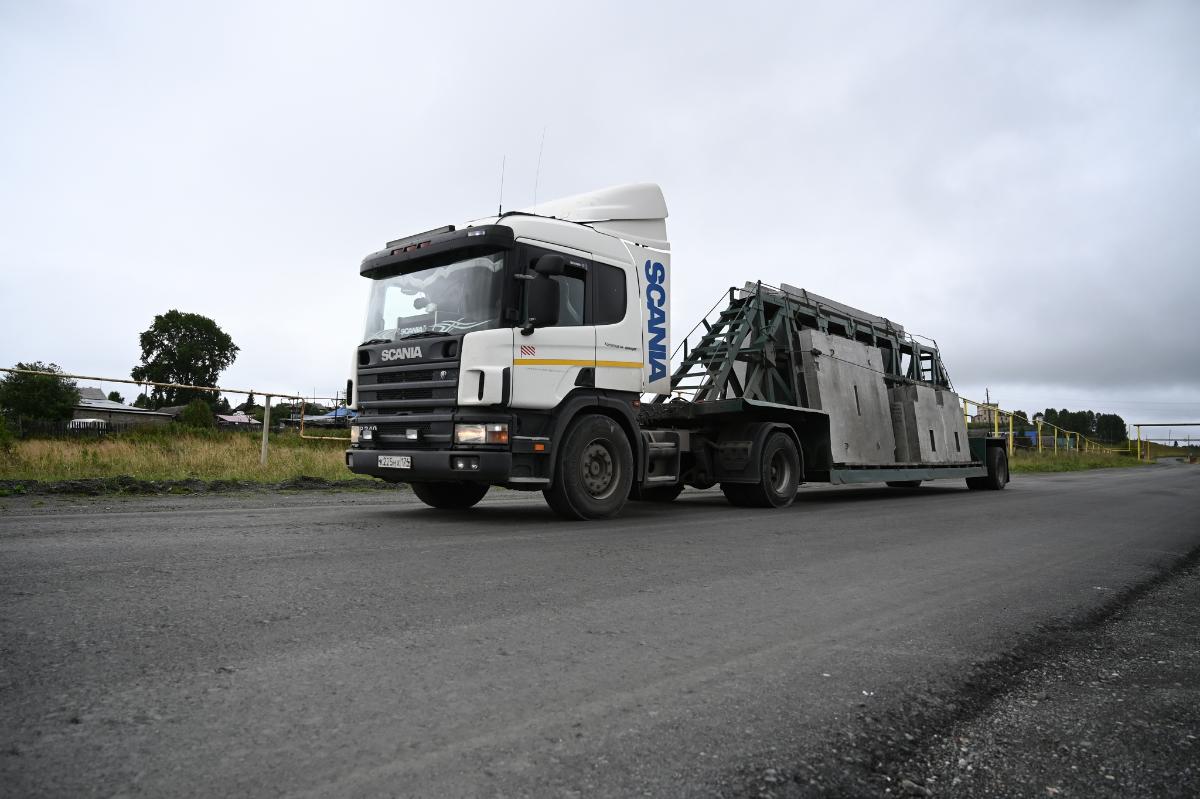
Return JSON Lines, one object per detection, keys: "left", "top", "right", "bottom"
{"left": 378, "top": 455, "right": 412, "bottom": 469}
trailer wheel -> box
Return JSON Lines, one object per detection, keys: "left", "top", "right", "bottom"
{"left": 410, "top": 481, "right": 490, "bottom": 509}
{"left": 886, "top": 480, "right": 922, "bottom": 488}
{"left": 967, "top": 447, "right": 1009, "bottom": 491}
{"left": 722, "top": 431, "right": 800, "bottom": 508}
{"left": 543, "top": 414, "right": 633, "bottom": 520}
{"left": 630, "top": 483, "right": 685, "bottom": 503}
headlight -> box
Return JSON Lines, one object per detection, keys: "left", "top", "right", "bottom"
{"left": 454, "top": 423, "right": 509, "bottom": 444}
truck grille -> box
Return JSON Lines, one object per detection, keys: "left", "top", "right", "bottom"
{"left": 372, "top": 369, "right": 457, "bottom": 384}
{"left": 376, "top": 387, "right": 435, "bottom": 401}
{"left": 357, "top": 362, "right": 459, "bottom": 415}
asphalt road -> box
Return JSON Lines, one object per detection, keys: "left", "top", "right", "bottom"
{"left": 2, "top": 464, "right": 1198, "bottom": 797}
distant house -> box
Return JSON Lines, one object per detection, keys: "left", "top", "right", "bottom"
{"left": 972, "top": 403, "right": 1000, "bottom": 425}
{"left": 74, "top": 388, "right": 173, "bottom": 427}
{"left": 216, "top": 413, "right": 261, "bottom": 429}
{"left": 156, "top": 405, "right": 189, "bottom": 420}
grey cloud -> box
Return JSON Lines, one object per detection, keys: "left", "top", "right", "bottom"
{"left": 1, "top": 1, "right": 1196, "bottom": 420}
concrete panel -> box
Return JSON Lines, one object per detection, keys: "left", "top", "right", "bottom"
{"left": 888, "top": 384, "right": 970, "bottom": 464}
{"left": 799, "top": 330, "right": 896, "bottom": 465}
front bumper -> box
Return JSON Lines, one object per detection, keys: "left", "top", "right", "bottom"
{"left": 346, "top": 448, "right": 513, "bottom": 483}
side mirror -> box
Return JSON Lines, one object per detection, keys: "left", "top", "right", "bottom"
{"left": 533, "top": 253, "right": 566, "bottom": 276}
{"left": 522, "top": 276, "right": 560, "bottom": 335}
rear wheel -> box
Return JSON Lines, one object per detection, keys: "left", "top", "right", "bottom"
{"left": 967, "top": 446, "right": 1008, "bottom": 491}
{"left": 886, "top": 480, "right": 923, "bottom": 488}
{"left": 543, "top": 414, "right": 633, "bottom": 520}
{"left": 721, "top": 431, "right": 801, "bottom": 508}
{"left": 410, "top": 481, "right": 490, "bottom": 509}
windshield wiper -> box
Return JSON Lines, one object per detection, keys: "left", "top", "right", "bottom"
{"left": 360, "top": 338, "right": 393, "bottom": 346}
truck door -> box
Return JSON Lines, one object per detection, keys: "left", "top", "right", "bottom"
{"left": 510, "top": 246, "right": 596, "bottom": 410}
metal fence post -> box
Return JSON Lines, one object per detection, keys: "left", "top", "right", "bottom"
{"left": 260, "top": 395, "right": 272, "bottom": 466}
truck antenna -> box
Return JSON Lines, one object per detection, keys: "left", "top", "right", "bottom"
{"left": 498, "top": 155, "right": 506, "bottom": 216}
{"left": 533, "top": 125, "right": 546, "bottom": 206}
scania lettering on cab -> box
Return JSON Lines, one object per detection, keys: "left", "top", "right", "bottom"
{"left": 345, "top": 183, "right": 1007, "bottom": 520}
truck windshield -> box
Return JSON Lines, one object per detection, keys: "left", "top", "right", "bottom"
{"left": 362, "top": 253, "right": 505, "bottom": 343}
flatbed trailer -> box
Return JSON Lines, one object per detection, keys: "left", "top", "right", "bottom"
{"left": 345, "top": 184, "right": 1008, "bottom": 519}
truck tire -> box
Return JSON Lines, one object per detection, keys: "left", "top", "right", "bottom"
{"left": 967, "top": 446, "right": 1008, "bottom": 491}
{"left": 629, "top": 483, "right": 685, "bottom": 503}
{"left": 721, "top": 431, "right": 801, "bottom": 508}
{"left": 886, "top": 480, "right": 922, "bottom": 488}
{"left": 543, "top": 414, "right": 633, "bottom": 520}
{"left": 410, "top": 481, "right": 490, "bottom": 509}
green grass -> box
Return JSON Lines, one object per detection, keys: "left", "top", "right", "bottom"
{"left": 1009, "top": 449, "right": 1146, "bottom": 473}
{"left": 0, "top": 428, "right": 357, "bottom": 483}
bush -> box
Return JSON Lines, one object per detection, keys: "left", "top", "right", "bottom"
{"left": 0, "top": 415, "right": 13, "bottom": 454}
{"left": 180, "top": 399, "right": 216, "bottom": 429}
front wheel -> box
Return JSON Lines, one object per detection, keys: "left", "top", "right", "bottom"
{"left": 410, "top": 481, "right": 490, "bottom": 509}
{"left": 543, "top": 415, "right": 633, "bottom": 520}
{"left": 967, "top": 447, "right": 1008, "bottom": 491}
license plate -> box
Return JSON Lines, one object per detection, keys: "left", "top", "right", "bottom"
{"left": 378, "top": 455, "right": 412, "bottom": 469}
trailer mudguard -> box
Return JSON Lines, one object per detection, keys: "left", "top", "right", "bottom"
{"left": 712, "top": 422, "right": 804, "bottom": 485}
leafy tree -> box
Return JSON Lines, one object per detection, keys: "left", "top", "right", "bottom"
{"left": 107, "top": 390, "right": 125, "bottom": 404}
{"left": 133, "top": 393, "right": 151, "bottom": 409}
{"left": 180, "top": 399, "right": 216, "bottom": 429}
{"left": 0, "top": 362, "right": 80, "bottom": 423}
{"left": 130, "top": 311, "right": 239, "bottom": 407}
{"left": 1095, "top": 413, "right": 1127, "bottom": 443}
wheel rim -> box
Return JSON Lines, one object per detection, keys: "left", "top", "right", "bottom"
{"left": 581, "top": 439, "right": 618, "bottom": 499}
{"left": 768, "top": 448, "right": 792, "bottom": 495}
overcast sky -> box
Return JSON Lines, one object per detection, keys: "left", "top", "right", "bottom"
{"left": 2, "top": 1, "right": 1198, "bottom": 428}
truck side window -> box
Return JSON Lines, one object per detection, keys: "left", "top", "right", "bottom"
{"left": 552, "top": 272, "right": 585, "bottom": 327}
{"left": 593, "top": 263, "right": 626, "bottom": 325}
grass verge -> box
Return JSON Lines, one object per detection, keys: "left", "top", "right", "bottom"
{"left": 0, "top": 429, "right": 358, "bottom": 484}
{"left": 1009, "top": 449, "right": 1145, "bottom": 473}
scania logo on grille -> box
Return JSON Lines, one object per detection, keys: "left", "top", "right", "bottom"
{"left": 380, "top": 346, "right": 423, "bottom": 361}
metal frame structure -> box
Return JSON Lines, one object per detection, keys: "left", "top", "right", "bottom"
{"left": 1133, "top": 422, "right": 1200, "bottom": 460}
{"left": 654, "top": 281, "right": 952, "bottom": 408}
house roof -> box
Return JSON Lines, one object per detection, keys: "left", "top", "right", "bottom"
{"left": 76, "top": 394, "right": 172, "bottom": 417}
{"left": 216, "top": 413, "right": 260, "bottom": 425}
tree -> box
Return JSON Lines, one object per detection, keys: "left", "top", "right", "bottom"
{"left": 107, "top": 390, "right": 125, "bottom": 404}
{"left": 133, "top": 393, "right": 151, "bottom": 409}
{"left": 1095, "top": 413, "right": 1127, "bottom": 443}
{"left": 180, "top": 399, "right": 216, "bottom": 429}
{"left": 130, "top": 311, "right": 239, "bottom": 407}
{"left": 0, "top": 362, "right": 80, "bottom": 423}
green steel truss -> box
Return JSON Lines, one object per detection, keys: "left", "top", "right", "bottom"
{"left": 653, "top": 282, "right": 952, "bottom": 406}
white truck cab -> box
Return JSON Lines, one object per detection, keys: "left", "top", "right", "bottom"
{"left": 347, "top": 184, "right": 673, "bottom": 518}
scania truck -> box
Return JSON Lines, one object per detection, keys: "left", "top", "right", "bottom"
{"left": 345, "top": 184, "right": 1007, "bottom": 519}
